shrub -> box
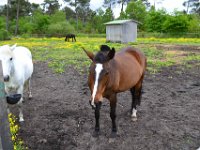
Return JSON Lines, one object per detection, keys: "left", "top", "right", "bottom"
{"left": 47, "top": 21, "right": 75, "bottom": 37}
{"left": 0, "top": 29, "right": 11, "bottom": 41}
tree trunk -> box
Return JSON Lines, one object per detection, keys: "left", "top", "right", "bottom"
{"left": 75, "top": 0, "right": 78, "bottom": 31}
{"left": 121, "top": 0, "right": 125, "bottom": 13}
{"left": 6, "top": 0, "right": 10, "bottom": 31}
{"left": 186, "top": 1, "right": 189, "bottom": 14}
{"left": 15, "top": 0, "right": 20, "bottom": 35}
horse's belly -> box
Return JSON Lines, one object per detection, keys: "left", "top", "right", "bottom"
{"left": 117, "top": 69, "right": 142, "bottom": 92}
{"left": 118, "top": 79, "right": 140, "bottom": 92}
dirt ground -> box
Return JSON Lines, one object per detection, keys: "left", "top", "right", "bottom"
{"left": 16, "top": 57, "right": 200, "bottom": 150}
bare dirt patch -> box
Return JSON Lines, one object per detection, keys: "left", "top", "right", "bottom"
{"left": 156, "top": 44, "right": 200, "bottom": 52}
{"left": 18, "top": 61, "right": 200, "bottom": 150}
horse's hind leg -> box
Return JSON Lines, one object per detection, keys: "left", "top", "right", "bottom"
{"left": 130, "top": 87, "right": 137, "bottom": 121}
{"left": 136, "top": 74, "right": 144, "bottom": 106}
{"left": 130, "top": 74, "right": 144, "bottom": 121}
{"left": 28, "top": 78, "right": 32, "bottom": 99}
{"left": 109, "top": 94, "right": 117, "bottom": 138}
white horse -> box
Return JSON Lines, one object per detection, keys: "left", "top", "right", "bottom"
{"left": 0, "top": 44, "right": 33, "bottom": 122}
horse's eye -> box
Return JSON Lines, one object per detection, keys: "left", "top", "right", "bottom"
{"left": 10, "top": 57, "right": 13, "bottom": 61}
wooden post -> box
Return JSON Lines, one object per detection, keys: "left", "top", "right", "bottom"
{"left": 0, "top": 61, "right": 13, "bottom": 150}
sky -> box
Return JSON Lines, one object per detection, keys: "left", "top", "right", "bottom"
{"left": 0, "top": 0, "right": 186, "bottom": 18}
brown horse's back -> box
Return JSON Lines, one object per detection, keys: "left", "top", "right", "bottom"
{"left": 124, "top": 47, "right": 146, "bottom": 73}
{"left": 110, "top": 47, "right": 146, "bottom": 92}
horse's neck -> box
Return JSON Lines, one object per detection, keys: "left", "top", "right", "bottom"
{"left": 107, "top": 59, "right": 118, "bottom": 87}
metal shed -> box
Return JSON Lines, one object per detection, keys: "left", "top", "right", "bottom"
{"left": 105, "top": 19, "right": 139, "bottom": 43}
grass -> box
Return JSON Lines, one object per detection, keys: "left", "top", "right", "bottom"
{"left": 1, "top": 37, "right": 200, "bottom": 74}
{"left": 136, "top": 37, "right": 200, "bottom": 45}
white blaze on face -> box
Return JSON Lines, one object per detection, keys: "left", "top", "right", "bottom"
{"left": 91, "top": 63, "right": 103, "bottom": 107}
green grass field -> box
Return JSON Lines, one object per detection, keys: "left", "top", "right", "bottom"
{"left": 1, "top": 37, "right": 200, "bottom": 73}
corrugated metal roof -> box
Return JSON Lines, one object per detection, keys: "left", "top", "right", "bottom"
{"left": 104, "top": 19, "right": 139, "bottom": 25}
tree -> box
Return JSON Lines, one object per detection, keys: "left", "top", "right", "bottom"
{"left": 183, "top": 0, "right": 200, "bottom": 15}
{"left": 187, "top": 14, "right": 200, "bottom": 32}
{"left": 77, "top": 6, "right": 94, "bottom": 25}
{"left": 152, "top": 0, "right": 164, "bottom": 10}
{"left": 126, "top": 0, "right": 147, "bottom": 29}
{"left": 103, "top": 7, "right": 114, "bottom": 23}
{"left": 9, "top": 0, "right": 32, "bottom": 20}
{"left": 162, "top": 11, "right": 190, "bottom": 33}
{"left": 41, "top": 0, "right": 60, "bottom": 15}
{"left": 15, "top": 0, "right": 20, "bottom": 35}
{"left": 32, "top": 10, "right": 50, "bottom": 34}
{"left": 6, "top": 0, "right": 10, "bottom": 31}
{"left": 115, "top": 0, "right": 131, "bottom": 13}
{"left": 63, "top": 0, "right": 90, "bottom": 30}
{"left": 145, "top": 8, "right": 167, "bottom": 32}
{"left": 88, "top": 8, "right": 105, "bottom": 33}
{"left": 116, "top": 0, "right": 150, "bottom": 13}
{"left": 63, "top": 6, "right": 76, "bottom": 20}
{"left": 103, "top": 0, "right": 116, "bottom": 9}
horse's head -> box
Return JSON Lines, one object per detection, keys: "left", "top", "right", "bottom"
{"left": 0, "top": 44, "right": 16, "bottom": 82}
{"left": 83, "top": 45, "right": 115, "bottom": 108}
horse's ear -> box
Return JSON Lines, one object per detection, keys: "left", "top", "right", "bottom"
{"left": 82, "top": 47, "right": 94, "bottom": 61}
{"left": 108, "top": 48, "right": 115, "bottom": 60}
{"left": 10, "top": 44, "right": 17, "bottom": 51}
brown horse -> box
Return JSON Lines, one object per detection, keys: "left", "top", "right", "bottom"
{"left": 83, "top": 45, "right": 146, "bottom": 137}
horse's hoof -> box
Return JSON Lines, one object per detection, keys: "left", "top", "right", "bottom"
{"left": 131, "top": 116, "right": 137, "bottom": 122}
{"left": 92, "top": 130, "right": 100, "bottom": 137}
{"left": 28, "top": 95, "right": 32, "bottom": 100}
{"left": 110, "top": 132, "right": 117, "bottom": 138}
{"left": 108, "top": 132, "right": 117, "bottom": 143}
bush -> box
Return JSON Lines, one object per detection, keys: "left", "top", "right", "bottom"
{"left": 0, "top": 29, "right": 10, "bottom": 41}
{"left": 47, "top": 21, "right": 75, "bottom": 37}
{"left": 21, "top": 33, "right": 32, "bottom": 39}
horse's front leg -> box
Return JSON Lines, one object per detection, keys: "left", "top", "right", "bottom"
{"left": 109, "top": 94, "right": 117, "bottom": 136}
{"left": 17, "top": 86, "right": 24, "bottom": 122}
{"left": 94, "top": 102, "right": 102, "bottom": 135}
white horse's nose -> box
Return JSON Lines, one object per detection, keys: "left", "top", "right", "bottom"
{"left": 4, "top": 75, "right": 9, "bottom": 82}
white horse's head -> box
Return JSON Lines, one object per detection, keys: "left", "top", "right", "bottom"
{"left": 0, "top": 44, "right": 17, "bottom": 82}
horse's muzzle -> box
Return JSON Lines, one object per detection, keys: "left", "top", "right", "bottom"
{"left": 6, "top": 94, "right": 21, "bottom": 105}
{"left": 4, "top": 75, "right": 9, "bottom": 82}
